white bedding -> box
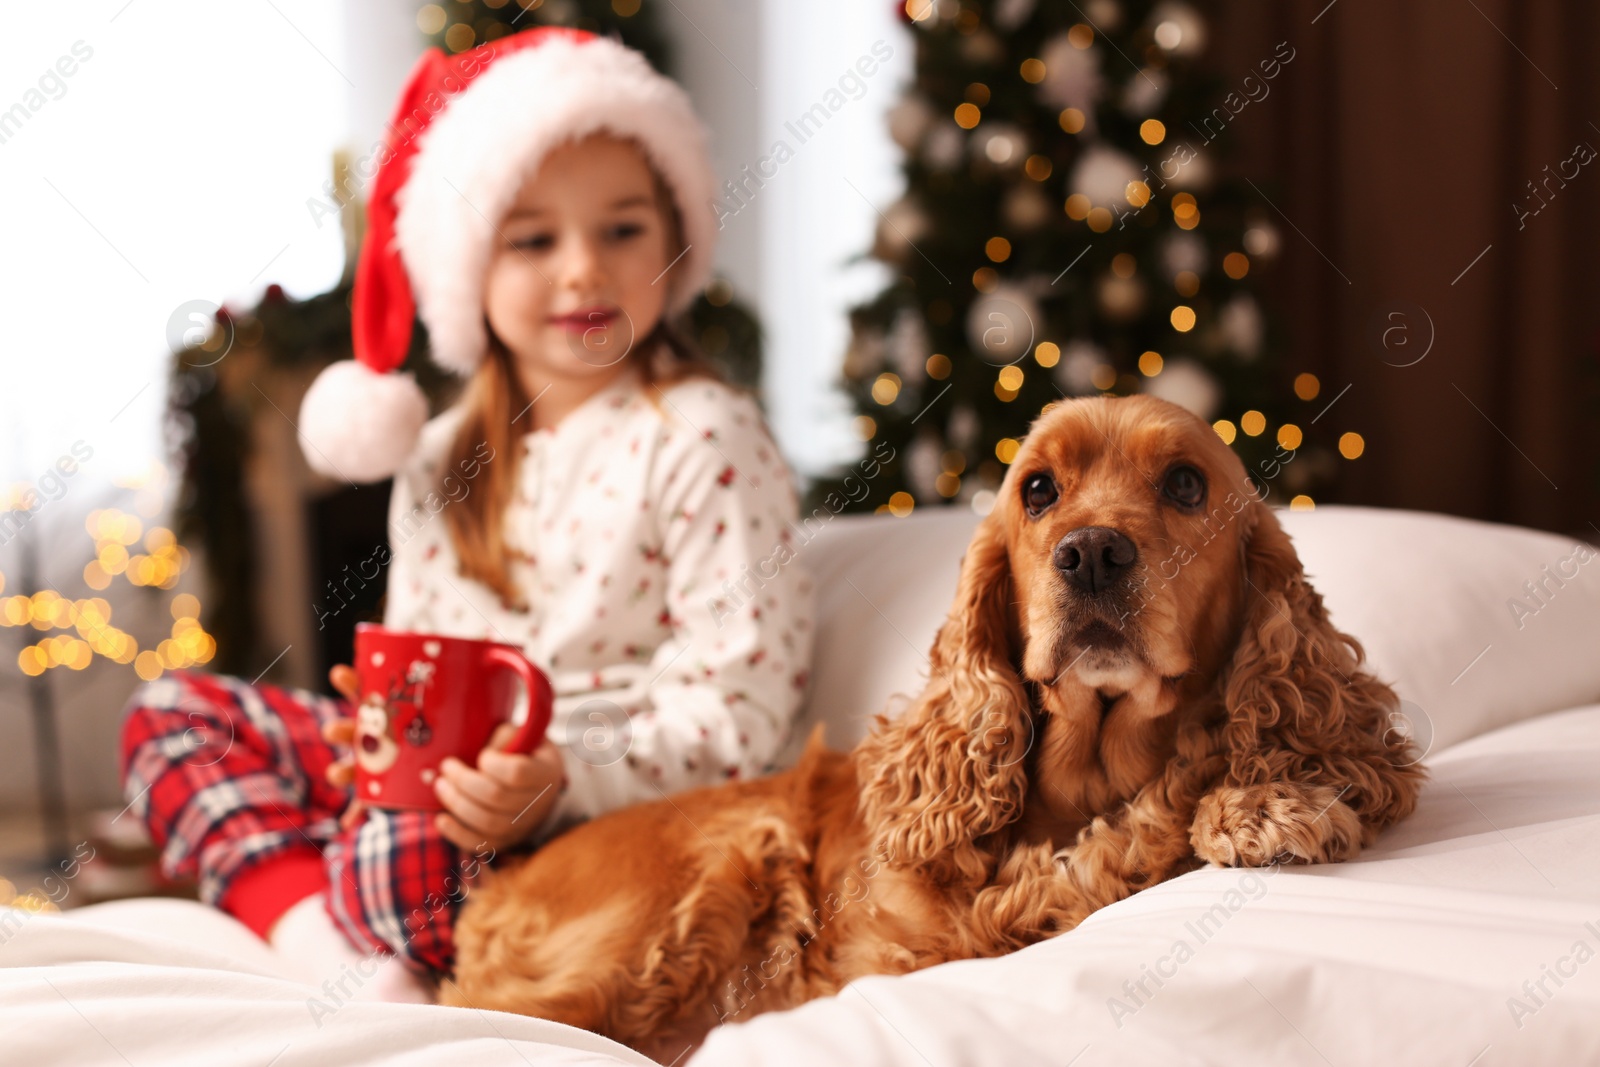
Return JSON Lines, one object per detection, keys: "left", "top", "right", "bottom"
{"left": 696, "top": 701, "right": 1600, "bottom": 1066}
{"left": 6, "top": 506, "right": 1598, "bottom": 1065}
{"left": 6, "top": 701, "right": 1599, "bottom": 1066}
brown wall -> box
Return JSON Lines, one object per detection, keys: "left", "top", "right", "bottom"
{"left": 1209, "top": 0, "right": 1600, "bottom": 540}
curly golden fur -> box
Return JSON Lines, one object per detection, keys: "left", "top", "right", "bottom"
{"left": 442, "top": 395, "right": 1425, "bottom": 1060}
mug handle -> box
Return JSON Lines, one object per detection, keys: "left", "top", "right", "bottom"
{"left": 480, "top": 646, "right": 554, "bottom": 755}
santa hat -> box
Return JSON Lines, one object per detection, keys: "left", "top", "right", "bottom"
{"left": 297, "top": 27, "right": 717, "bottom": 483}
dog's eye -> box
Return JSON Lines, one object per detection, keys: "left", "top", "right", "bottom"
{"left": 1162, "top": 465, "right": 1206, "bottom": 509}
{"left": 1022, "top": 472, "right": 1058, "bottom": 517}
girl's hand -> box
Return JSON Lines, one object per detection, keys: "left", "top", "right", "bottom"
{"left": 321, "top": 664, "right": 367, "bottom": 831}
{"left": 434, "top": 724, "right": 566, "bottom": 853}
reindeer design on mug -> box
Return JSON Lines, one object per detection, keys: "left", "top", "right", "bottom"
{"left": 354, "top": 658, "right": 436, "bottom": 776}
{"left": 354, "top": 689, "right": 402, "bottom": 774}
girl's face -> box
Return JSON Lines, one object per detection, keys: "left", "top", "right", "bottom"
{"left": 484, "top": 134, "right": 675, "bottom": 386}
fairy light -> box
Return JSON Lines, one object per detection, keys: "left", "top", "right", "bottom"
{"left": 417, "top": 4, "right": 447, "bottom": 34}
{"left": 6, "top": 507, "right": 210, "bottom": 678}
{"left": 1172, "top": 193, "right": 1200, "bottom": 230}
{"left": 871, "top": 373, "right": 902, "bottom": 405}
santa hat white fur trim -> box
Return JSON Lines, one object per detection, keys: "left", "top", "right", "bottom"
{"left": 298, "top": 359, "right": 430, "bottom": 483}
{"left": 393, "top": 36, "right": 717, "bottom": 376}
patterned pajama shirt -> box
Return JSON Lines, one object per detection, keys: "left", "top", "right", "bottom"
{"left": 118, "top": 360, "right": 815, "bottom": 976}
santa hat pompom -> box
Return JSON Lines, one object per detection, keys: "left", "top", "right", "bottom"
{"left": 297, "top": 360, "right": 429, "bottom": 483}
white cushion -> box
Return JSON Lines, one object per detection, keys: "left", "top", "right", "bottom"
{"left": 783, "top": 504, "right": 1600, "bottom": 764}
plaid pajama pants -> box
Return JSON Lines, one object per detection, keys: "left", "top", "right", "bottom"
{"left": 118, "top": 668, "right": 509, "bottom": 976}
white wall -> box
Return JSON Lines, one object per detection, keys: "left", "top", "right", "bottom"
{"left": 669, "top": 1, "right": 912, "bottom": 477}
{"left": 0, "top": 1, "right": 349, "bottom": 483}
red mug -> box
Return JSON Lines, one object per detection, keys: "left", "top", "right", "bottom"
{"left": 349, "top": 623, "right": 554, "bottom": 811}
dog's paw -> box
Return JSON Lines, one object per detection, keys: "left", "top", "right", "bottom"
{"left": 1190, "top": 783, "right": 1363, "bottom": 867}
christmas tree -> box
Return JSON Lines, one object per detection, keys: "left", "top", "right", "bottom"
{"left": 812, "top": 0, "right": 1351, "bottom": 517}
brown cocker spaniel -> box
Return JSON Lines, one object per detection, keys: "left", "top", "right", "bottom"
{"left": 442, "top": 394, "right": 1425, "bottom": 1059}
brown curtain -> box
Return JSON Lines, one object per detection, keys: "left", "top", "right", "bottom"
{"left": 1209, "top": 0, "right": 1600, "bottom": 540}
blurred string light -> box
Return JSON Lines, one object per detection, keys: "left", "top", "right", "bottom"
{"left": 417, "top": 0, "right": 646, "bottom": 55}
{"left": 1206, "top": 374, "right": 1365, "bottom": 463}
{"left": 0, "top": 877, "right": 58, "bottom": 915}
{"left": 996, "top": 365, "right": 1025, "bottom": 400}
{"left": 875, "top": 490, "right": 917, "bottom": 517}
{"left": 81, "top": 508, "right": 189, "bottom": 592}
{"left": 0, "top": 496, "right": 214, "bottom": 681}
{"left": 872, "top": 372, "right": 902, "bottom": 405}
{"left": 936, "top": 449, "right": 965, "bottom": 499}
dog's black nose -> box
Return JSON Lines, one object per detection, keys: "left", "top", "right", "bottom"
{"left": 1054, "top": 526, "right": 1136, "bottom": 595}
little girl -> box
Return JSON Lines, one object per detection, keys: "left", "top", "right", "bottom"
{"left": 119, "top": 28, "right": 813, "bottom": 1002}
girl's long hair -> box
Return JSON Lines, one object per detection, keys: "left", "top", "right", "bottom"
{"left": 434, "top": 158, "right": 723, "bottom": 611}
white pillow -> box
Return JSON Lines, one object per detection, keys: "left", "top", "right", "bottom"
{"left": 781, "top": 505, "right": 1600, "bottom": 766}
{"left": 1282, "top": 505, "right": 1600, "bottom": 756}
{"left": 775, "top": 509, "right": 977, "bottom": 765}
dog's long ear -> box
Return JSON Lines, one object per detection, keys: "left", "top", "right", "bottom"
{"left": 1219, "top": 499, "right": 1425, "bottom": 833}
{"left": 855, "top": 513, "right": 1033, "bottom": 885}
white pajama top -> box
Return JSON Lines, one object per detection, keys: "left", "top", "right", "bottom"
{"left": 380, "top": 361, "right": 815, "bottom": 840}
